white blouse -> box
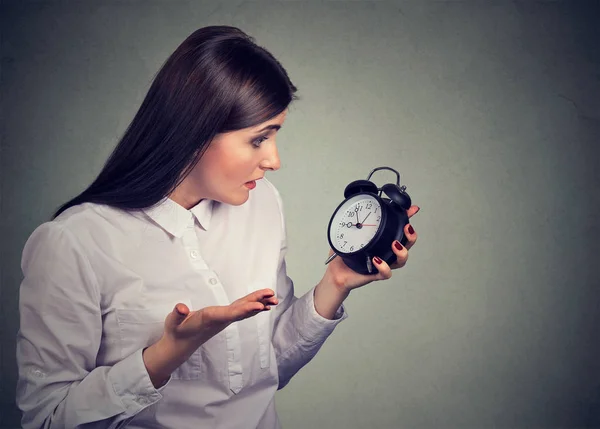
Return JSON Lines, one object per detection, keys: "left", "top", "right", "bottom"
{"left": 16, "top": 178, "right": 347, "bottom": 429}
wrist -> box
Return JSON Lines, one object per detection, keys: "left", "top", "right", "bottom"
{"left": 322, "top": 268, "right": 352, "bottom": 295}
{"left": 314, "top": 277, "right": 350, "bottom": 320}
{"left": 142, "top": 336, "right": 186, "bottom": 388}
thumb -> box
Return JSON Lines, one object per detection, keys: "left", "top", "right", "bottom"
{"left": 166, "top": 303, "right": 189, "bottom": 328}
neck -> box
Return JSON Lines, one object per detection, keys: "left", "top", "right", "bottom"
{"left": 169, "top": 182, "right": 204, "bottom": 210}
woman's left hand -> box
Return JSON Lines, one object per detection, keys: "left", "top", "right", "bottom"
{"left": 324, "top": 205, "right": 420, "bottom": 293}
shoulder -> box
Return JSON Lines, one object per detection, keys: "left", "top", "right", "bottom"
{"left": 53, "top": 201, "right": 136, "bottom": 230}
{"left": 24, "top": 203, "right": 99, "bottom": 250}
{"left": 52, "top": 203, "right": 132, "bottom": 245}
{"left": 20, "top": 204, "right": 98, "bottom": 280}
{"left": 22, "top": 203, "right": 136, "bottom": 266}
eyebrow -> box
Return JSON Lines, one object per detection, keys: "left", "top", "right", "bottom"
{"left": 255, "top": 124, "right": 281, "bottom": 133}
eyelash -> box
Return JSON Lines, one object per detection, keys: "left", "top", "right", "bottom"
{"left": 251, "top": 135, "right": 269, "bottom": 147}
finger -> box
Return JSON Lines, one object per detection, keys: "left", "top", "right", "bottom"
{"left": 254, "top": 288, "right": 275, "bottom": 300}
{"left": 232, "top": 301, "right": 269, "bottom": 321}
{"left": 407, "top": 205, "right": 420, "bottom": 218}
{"left": 238, "top": 288, "right": 275, "bottom": 304}
{"left": 403, "top": 223, "right": 418, "bottom": 250}
{"left": 204, "top": 302, "right": 261, "bottom": 325}
{"left": 249, "top": 293, "right": 278, "bottom": 310}
{"left": 200, "top": 305, "right": 232, "bottom": 324}
{"left": 260, "top": 296, "right": 279, "bottom": 306}
{"left": 372, "top": 256, "right": 392, "bottom": 280}
{"left": 389, "top": 240, "right": 408, "bottom": 269}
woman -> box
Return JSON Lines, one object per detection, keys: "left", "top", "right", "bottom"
{"left": 16, "top": 26, "right": 419, "bottom": 429}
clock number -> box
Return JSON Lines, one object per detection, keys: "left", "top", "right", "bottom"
{"left": 376, "top": 215, "right": 381, "bottom": 221}
{"left": 366, "top": 203, "right": 372, "bottom": 209}
{"left": 350, "top": 245, "right": 354, "bottom": 251}
{"left": 340, "top": 233, "right": 344, "bottom": 239}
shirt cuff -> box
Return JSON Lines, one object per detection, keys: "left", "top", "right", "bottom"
{"left": 295, "top": 286, "right": 349, "bottom": 344}
{"left": 108, "top": 348, "right": 170, "bottom": 414}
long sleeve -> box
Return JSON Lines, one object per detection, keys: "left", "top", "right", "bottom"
{"left": 16, "top": 222, "right": 166, "bottom": 429}
{"left": 267, "top": 184, "right": 349, "bottom": 390}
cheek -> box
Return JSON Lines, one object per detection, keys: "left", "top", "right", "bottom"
{"left": 199, "top": 146, "right": 256, "bottom": 182}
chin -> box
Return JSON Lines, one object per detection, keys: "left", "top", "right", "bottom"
{"left": 219, "top": 190, "right": 250, "bottom": 206}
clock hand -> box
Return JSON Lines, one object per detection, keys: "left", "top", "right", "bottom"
{"left": 361, "top": 211, "right": 372, "bottom": 224}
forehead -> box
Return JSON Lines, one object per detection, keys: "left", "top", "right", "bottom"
{"left": 249, "top": 109, "right": 288, "bottom": 131}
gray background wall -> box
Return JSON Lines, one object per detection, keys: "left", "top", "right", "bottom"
{"left": 1, "top": 1, "right": 599, "bottom": 428}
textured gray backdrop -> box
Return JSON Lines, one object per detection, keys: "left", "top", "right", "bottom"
{"left": 1, "top": 1, "right": 599, "bottom": 428}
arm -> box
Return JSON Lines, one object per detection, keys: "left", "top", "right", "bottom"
{"left": 270, "top": 240, "right": 348, "bottom": 390}
{"left": 265, "top": 179, "right": 420, "bottom": 390}
{"left": 266, "top": 184, "right": 349, "bottom": 390}
{"left": 16, "top": 223, "right": 165, "bottom": 429}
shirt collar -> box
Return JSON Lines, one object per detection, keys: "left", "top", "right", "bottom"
{"left": 190, "top": 198, "right": 214, "bottom": 231}
{"left": 143, "top": 197, "right": 214, "bottom": 238}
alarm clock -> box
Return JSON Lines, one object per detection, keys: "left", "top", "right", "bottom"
{"left": 326, "top": 166, "right": 412, "bottom": 275}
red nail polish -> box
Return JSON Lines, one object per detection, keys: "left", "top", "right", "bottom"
{"left": 408, "top": 225, "right": 415, "bottom": 234}
{"left": 374, "top": 256, "right": 382, "bottom": 264}
{"left": 394, "top": 241, "right": 403, "bottom": 250}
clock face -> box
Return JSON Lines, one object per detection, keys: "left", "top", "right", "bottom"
{"left": 329, "top": 194, "right": 383, "bottom": 254}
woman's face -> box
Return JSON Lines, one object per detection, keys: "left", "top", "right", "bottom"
{"left": 172, "top": 109, "right": 287, "bottom": 208}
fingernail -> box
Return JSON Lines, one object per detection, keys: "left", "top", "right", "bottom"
{"left": 374, "top": 256, "right": 382, "bottom": 264}
{"left": 416, "top": 206, "right": 421, "bottom": 213}
{"left": 394, "top": 240, "right": 403, "bottom": 250}
{"left": 408, "top": 225, "right": 415, "bottom": 234}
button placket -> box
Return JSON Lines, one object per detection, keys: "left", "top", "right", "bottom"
{"left": 199, "top": 272, "right": 243, "bottom": 394}
{"left": 225, "top": 324, "right": 243, "bottom": 394}
{"left": 181, "top": 221, "right": 208, "bottom": 270}
{"left": 180, "top": 220, "right": 245, "bottom": 394}
{"left": 256, "top": 312, "right": 270, "bottom": 368}
{"left": 248, "top": 280, "right": 274, "bottom": 369}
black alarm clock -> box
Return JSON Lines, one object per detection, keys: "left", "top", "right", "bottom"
{"left": 326, "top": 167, "right": 412, "bottom": 275}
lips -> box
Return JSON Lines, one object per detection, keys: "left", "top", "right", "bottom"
{"left": 244, "top": 177, "right": 263, "bottom": 190}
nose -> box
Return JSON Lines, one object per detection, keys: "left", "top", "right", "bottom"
{"left": 260, "top": 142, "right": 281, "bottom": 171}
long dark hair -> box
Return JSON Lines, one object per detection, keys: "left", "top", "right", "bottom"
{"left": 52, "top": 26, "right": 297, "bottom": 220}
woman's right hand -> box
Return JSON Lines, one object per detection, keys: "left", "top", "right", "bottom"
{"left": 142, "top": 288, "right": 278, "bottom": 387}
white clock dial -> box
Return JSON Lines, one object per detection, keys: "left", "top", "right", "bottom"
{"left": 329, "top": 194, "right": 382, "bottom": 254}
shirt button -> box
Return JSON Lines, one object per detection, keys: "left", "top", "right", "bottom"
{"left": 32, "top": 369, "right": 45, "bottom": 378}
{"left": 209, "top": 278, "right": 218, "bottom": 285}
{"left": 190, "top": 250, "right": 198, "bottom": 259}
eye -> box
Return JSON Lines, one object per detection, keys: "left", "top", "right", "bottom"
{"left": 251, "top": 135, "right": 269, "bottom": 148}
